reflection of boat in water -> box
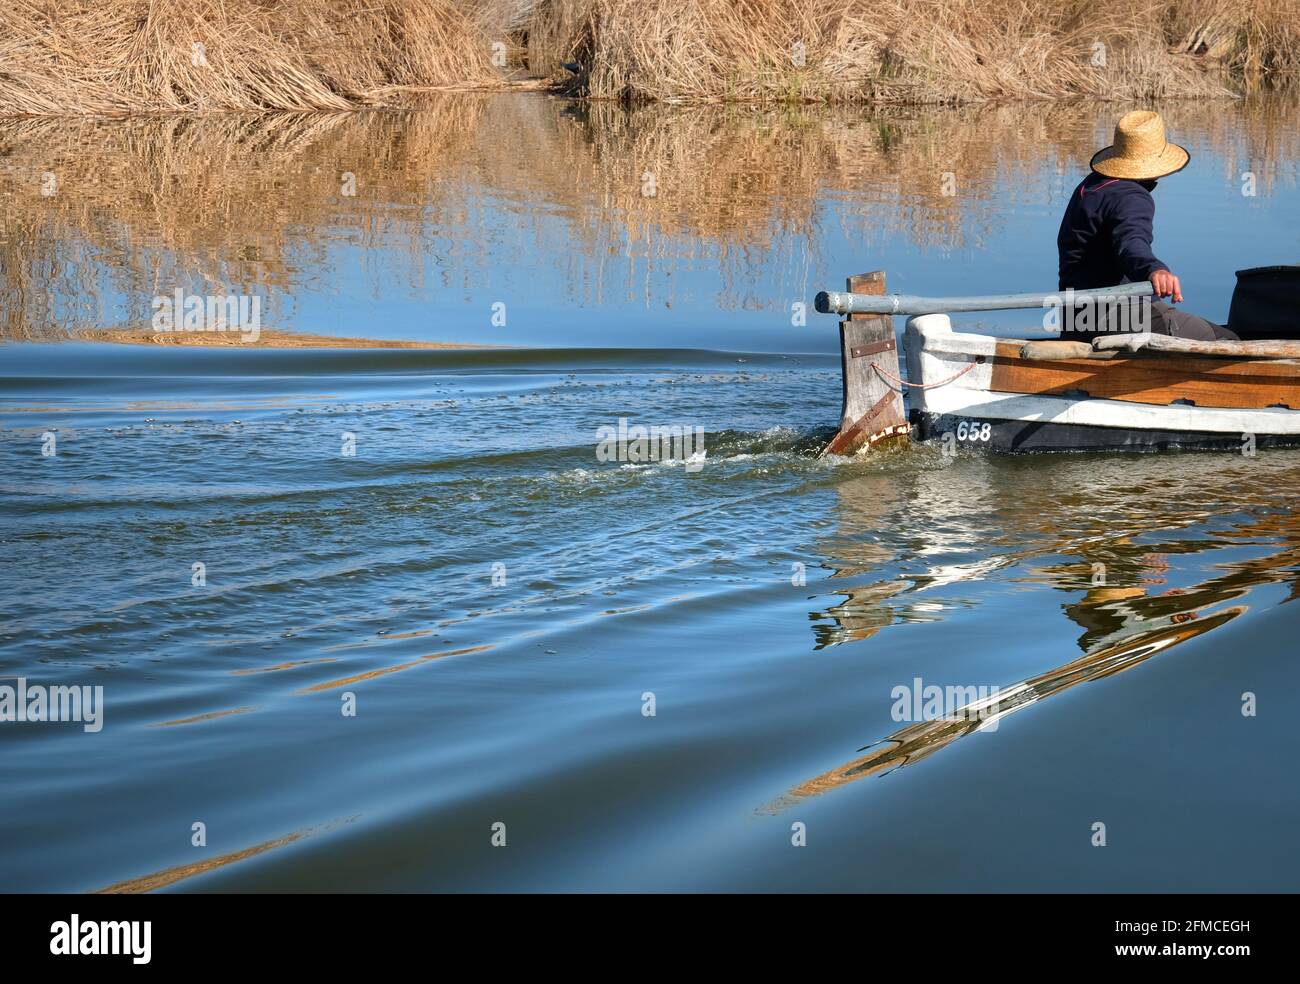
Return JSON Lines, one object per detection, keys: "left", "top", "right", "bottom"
{"left": 771, "top": 605, "right": 1241, "bottom": 810}
{"left": 815, "top": 268, "right": 1300, "bottom": 455}
{"left": 777, "top": 461, "right": 1300, "bottom": 811}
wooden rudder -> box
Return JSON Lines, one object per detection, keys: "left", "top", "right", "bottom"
{"left": 822, "top": 271, "right": 909, "bottom": 456}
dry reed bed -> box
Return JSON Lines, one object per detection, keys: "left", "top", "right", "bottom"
{"left": 546, "top": 0, "right": 1300, "bottom": 103}
{"left": 0, "top": 0, "right": 500, "bottom": 117}
{"left": 1, "top": 0, "right": 1298, "bottom": 117}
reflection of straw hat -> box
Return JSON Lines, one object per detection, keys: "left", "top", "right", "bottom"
{"left": 1090, "top": 111, "right": 1190, "bottom": 180}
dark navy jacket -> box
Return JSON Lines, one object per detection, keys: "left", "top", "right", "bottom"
{"left": 1057, "top": 174, "right": 1168, "bottom": 290}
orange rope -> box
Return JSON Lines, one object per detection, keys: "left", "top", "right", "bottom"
{"left": 872, "top": 360, "right": 976, "bottom": 390}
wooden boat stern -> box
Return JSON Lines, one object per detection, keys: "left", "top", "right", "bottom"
{"left": 820, "top": 270, "right": 910, "bottom": 457}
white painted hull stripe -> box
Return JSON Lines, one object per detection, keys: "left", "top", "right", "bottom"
{"left": 902, "top": 315, "right": 1300, "bottom": 435}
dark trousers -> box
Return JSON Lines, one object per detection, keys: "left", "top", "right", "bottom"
{"left": 1062, "top": 300, "right": 1238, "bottom": 342}
{"left": 1150, "top": 301, "right": 1239, "bottom": 341}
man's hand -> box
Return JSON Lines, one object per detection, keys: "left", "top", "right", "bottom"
{"left": 1151, "top": 269, "right": 1183, "bottom": 303}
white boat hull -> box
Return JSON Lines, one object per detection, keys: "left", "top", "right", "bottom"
{"left": 904, "top": 314, "right": 1300, "bottom": 453}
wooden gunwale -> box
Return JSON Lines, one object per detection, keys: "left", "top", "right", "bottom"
{"left": 985, "top": 341, "right": 1300, "bottom": 410}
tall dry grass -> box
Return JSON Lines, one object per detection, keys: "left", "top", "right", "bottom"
{"left": 0, "top": 0, "right": 501, "bottom": 116}
{"left": 1171, "top": 0, "right": 1300, "bottom": 78}
{"left": 551, "top": 0, "right": 1300, "bottom": 103}
{"left": 0, "top": 0, "right": 1297, "bottom": 115}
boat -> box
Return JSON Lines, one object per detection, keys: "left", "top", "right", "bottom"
{"left": 814, "top": 269, "right": 1300, "bottom": 455}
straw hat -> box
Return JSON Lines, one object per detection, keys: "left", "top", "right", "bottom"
{"left": 1090, "top": 110, "right": 1190, "bottom": 180}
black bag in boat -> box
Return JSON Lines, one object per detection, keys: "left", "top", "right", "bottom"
{"left": 1228, "top": 266, "right": 1300, "bottom": 340}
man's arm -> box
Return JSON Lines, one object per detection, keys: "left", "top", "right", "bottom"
{"left": 1109, "top": 189, "right": 1181, "bottom": 300}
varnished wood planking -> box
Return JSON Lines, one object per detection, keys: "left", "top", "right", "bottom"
{"left": 987, "top": 341, "right": 1300, "bottom": 410}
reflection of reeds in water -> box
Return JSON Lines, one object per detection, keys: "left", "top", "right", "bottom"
{"left": 1, "top": 93, "right": 1297, "bottom": 339}
{"left": 1159, "top": 88, "right": 1300, "bottom": 194}
{"left": 769, "top": 606, "right": 1242, "bottom": 810}
{"left": 0, "top": 99, "right": 487, "bottom": 339}
{"left": 94, "top": 817, "right": 356, "bottom": 893}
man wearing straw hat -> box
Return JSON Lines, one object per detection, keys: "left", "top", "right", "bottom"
{"left": 1057, "top": 110, "right": 1237, "bottom": 341}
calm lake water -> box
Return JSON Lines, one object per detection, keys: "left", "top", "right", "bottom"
{"left": 2, "top": 93, "right": 1299, "bottom": 892}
